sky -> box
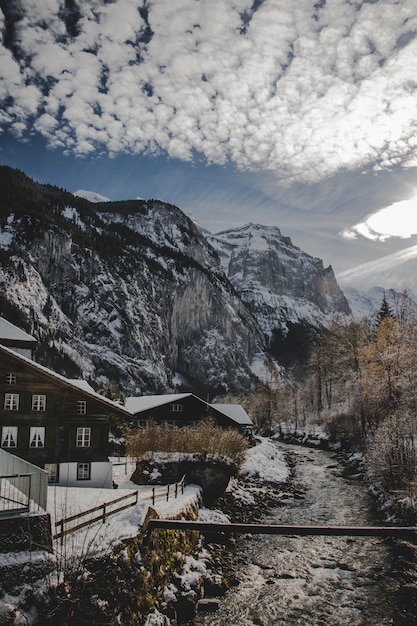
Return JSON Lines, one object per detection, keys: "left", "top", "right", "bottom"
{"left": 1, "top": 0, "right": 417, "bottom": 289}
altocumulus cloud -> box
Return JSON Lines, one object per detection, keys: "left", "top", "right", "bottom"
{"left": 1, "top": 0, "right": 417, "bottom": 184}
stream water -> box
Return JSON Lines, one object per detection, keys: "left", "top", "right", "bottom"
{"left": 197, "top": 444, "right": 406, "bottom": 626}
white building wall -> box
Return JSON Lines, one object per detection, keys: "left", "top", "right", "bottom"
{"left": 58, "top": 462, "right": 113, "bottom": 488}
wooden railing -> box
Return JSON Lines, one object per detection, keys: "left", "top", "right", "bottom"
{"left": 54, "top": 490, "right": 139, "bottom": 544}
{"left": 141, "top": 475, "right": 186, "bottom": 505}
{"left": 54, "top": 475, "right": 187, "bottom": 544}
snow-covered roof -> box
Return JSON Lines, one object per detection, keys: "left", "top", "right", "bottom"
{"left": 0, "top": 317, "right": 36, "bottom": 343}
{"left": 0, "top": 343, "right": 130, "bottom": 416}
{"left": 125, "top": 393, "right": 253, "bottom": 427}
{"left": 211, "top": 404, "right": 253, "bottom": 426}
{"left": 125, "top": 393, "right": 192, "bottom": 413}
{"left": 68, "top": 379, "right": 96, "bottom": 393}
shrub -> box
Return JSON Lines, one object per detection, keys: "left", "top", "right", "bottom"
{"left": 126, "top": 419, "right": 248, "bottom": 468}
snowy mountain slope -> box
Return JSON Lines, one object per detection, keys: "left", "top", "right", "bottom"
{"left": 342, "top": 286, "right": 414, "bottom": 320}
{"left": 75, "top": 189, "right": 111, "bottom": 203}
{"left": 0, "top": 167, "right": 264, "bottom": 395}
{"left": 208, "top": 223, "right": 351, "bottom": 361}
{"left": 0, "top": 166, "right": 352, "bottom": 392}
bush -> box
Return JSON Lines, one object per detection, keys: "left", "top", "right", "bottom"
{"left": 126, "top": 419, "right": 248, "bottom": 468}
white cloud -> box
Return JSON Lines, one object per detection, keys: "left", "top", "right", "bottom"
{"left": 1, "top": 0, "right": 417, "bottom": 182}
{"left": 337, "top": 243, "right": 417, "bottom": 289}
{"left": 342, "top": 195, "right": 417, "bottom": 241}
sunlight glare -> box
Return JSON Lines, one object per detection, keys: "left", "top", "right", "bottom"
{"left": 342, "top": 195, "right": 417, "bottom": 241}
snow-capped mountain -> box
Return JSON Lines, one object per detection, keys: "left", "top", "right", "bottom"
{"left": 208, "top": 223, "right": 350, "bottom": 362}
{"left": 75, "top": 189, "right": 111, "bottom": 203}
{"left": 0, "top": 166, "right": 351, "bottom": 394}
{"left": 342, "top": 286, "right": 415, "bottom": 320}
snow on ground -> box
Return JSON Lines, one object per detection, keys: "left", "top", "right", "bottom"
{"left": 197, "top": 437, "right": 290, "bottom": 524}
{"left": 1, "top": 440, "right": 289, "bottom": 569}
{"left": 240, "top": 436, "right": 290, "bottom": 483}
{"left": 0, "top": 441, "right": 291, "bottom": 626}
{"left": 46, "top": 439, "right": 289, "bottom": 560}
{"left": 47, "top": 458, "right": 202, "bottom": 560}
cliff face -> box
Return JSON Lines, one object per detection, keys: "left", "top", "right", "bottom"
{"left": 0, "top": 167, "right": 265, "bottom": 395}
{"left": 0, "top": 167, "right": 350, "bottom": 392}
{"left": 208, "top": 223, "right": 351, "bottom": 361}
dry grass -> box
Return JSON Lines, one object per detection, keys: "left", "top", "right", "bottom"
{"left": 126, "top": 418, "right": 248, "bottom": 468}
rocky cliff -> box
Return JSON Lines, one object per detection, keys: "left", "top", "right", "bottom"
{"left": 0, "top": 166, "right": 350, "bottom": 393}
{"left": 209, "top": 223, "right": 350, "bottom": 363}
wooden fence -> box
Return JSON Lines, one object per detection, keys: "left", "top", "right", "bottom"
{"left": 54, "top": 475, "right": 186, "bottom": 544}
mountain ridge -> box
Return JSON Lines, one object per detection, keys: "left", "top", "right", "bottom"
{"left": 0, "top": 166, "right": 351, "bottom": 395}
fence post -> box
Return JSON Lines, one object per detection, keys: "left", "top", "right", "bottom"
{"left": 152, "top": 487, "right": 155, "bottom": 505}
{"left": 102, "top": 502, "right": 107, "bottom": 523}
{"left": 166, "top": 484, "right": 170, "bottom": 502}
{"left": 175, "top": 481, "right": 178, "bottom": 498}
{"left": 59, "top": 520, "right": 64, "bottom": 546}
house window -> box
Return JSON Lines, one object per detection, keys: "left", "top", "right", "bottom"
{"left": 77, "top": 400, "right": 87, "bottom": 415}
{"left": 32, "top": 394, "right": 46, "bottom": 411}
{"left": 170, "top": 404, "right": 183, "bottom": 412}
{"left": 4, "top": 393, "right": 19, "bottom": 411}
{"left": 5, "top": 373, "right": 16, "bottom": 385}
{"left": 29, "top": 426, "right": 45, "bottom": 448}
{"left": 77, "top": 463, "right": 91, "bottom": 480}
{"left": 45, "top": 463, "right": 58, "bottom": 483}
{"left": 1, "top": 426, "right": 17, "bottom": 448}
{"left": 76, "top": 427, "right": 91, "bottom": 447}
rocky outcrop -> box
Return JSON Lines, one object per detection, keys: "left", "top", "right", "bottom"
{"left": 131, "top": 453, "right": 236, "bottom": 504}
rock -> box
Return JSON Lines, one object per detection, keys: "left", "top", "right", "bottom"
{"left": 132, "top": 453, "right": 237, "bottom": 504}
{"left": 197, "top": 599, "right": 220, "bottom": 613}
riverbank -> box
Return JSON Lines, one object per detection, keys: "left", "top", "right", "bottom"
{"left": 0, "top": 438, "right": 290, "bottom": 626}
{"left": 197, "top": 439, "right": 417, "bottom": 626}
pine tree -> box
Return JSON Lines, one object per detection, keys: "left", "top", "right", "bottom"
{"left": 375, "top": 292, "right": 395, "bottom": 326}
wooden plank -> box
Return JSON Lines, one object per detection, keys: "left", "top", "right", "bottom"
{"left": 147, "top": 519, "right": 417, "bottom": 539}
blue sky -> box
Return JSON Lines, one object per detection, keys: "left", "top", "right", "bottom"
{"left": 1, "top": 0, "right": 417, "bottom": 288}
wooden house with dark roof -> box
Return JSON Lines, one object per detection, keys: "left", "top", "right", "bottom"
{"left": 0, "top": 343, "right": 131, "bottom": 488}
{"left": 125, "top": 392, "right": 253, "bottom": 434}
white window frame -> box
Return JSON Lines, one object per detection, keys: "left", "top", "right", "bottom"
{"left": 1, "top": 426, "right": 18, "bottom": 448}
{"left": 32, "top": 394, "right": 46, "bottom": 411}
{"left": 170, "top": 403, "right": 183, "bottom": 413}
{"left": 29, "top": 426, "right": 45, "bottom": 448}
{"left": 4, "top": 393, "right": 19, "bottom": 411}
{"left": 77, "top": 462, "right": 91, "bottom": 480}
{"left": 76, "top": 427, "right": 91, "bottom": 447}
{"left": 5, "top": 373, "right": 16, "bottom": 385}
{"left": 77, "top": 400, "right": 87, "bottom": 415}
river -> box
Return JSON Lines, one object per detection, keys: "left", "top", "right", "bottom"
{"left": 197, "top": 443, "right": 408, "bottom": 626}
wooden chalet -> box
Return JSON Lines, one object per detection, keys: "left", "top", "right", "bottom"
{"left": 0, "top": 343, "right": 131, "bottom": 488}
{"left": 125, "top": 393, "right": 253, "bottom": 434}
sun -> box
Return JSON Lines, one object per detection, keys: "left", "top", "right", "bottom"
{"left": 366, "top": 197, "right": 417, "bottom": 239}
{"left": 342, "top": 195, "right": 417, "bottom": 241}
